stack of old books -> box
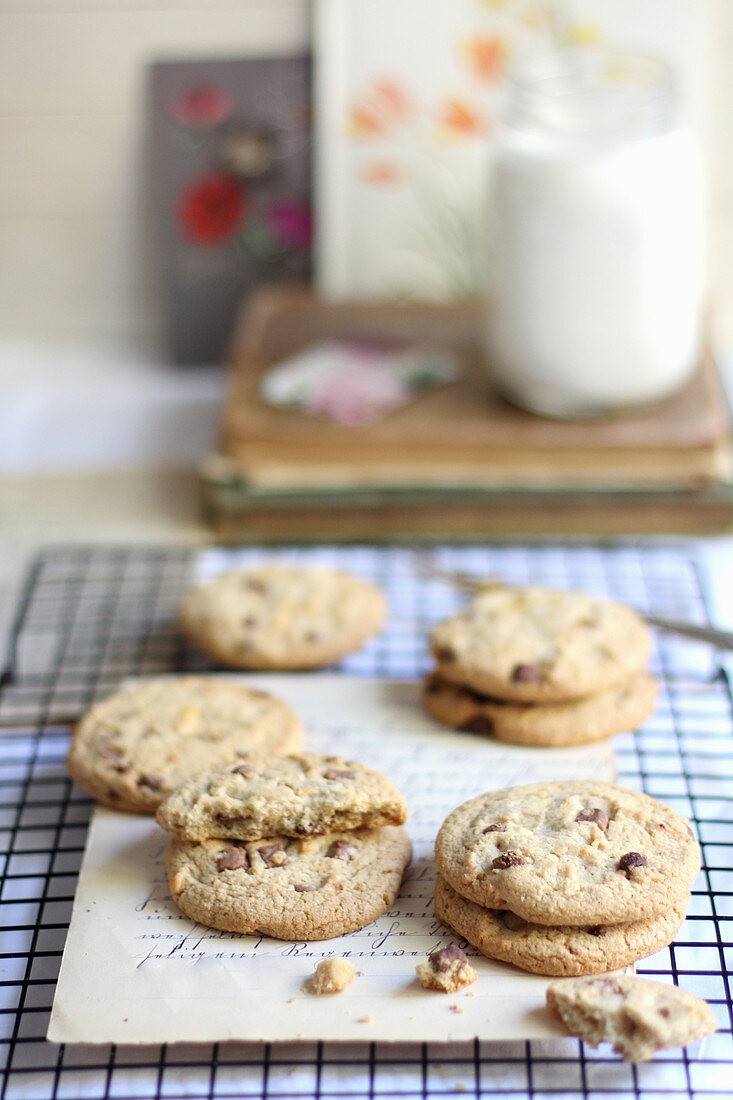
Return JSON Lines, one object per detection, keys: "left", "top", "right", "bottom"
{"left": 202, "top": 288, "right": 733, "bottom": 540}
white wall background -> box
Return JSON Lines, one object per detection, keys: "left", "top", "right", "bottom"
{"left": 1, "top": 0, "right": 731, "bottom": 350}
{"left": 0, "top": 0, "right": 730, "bottom": 472}
{"left": 0, "top": 0, "right": 310, "bottom": 349}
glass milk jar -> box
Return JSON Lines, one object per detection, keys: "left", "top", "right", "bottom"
{"left": 483, "top": 50, "right": 705, "bottom": 417}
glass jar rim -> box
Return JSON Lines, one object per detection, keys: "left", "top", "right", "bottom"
{"left": 503, "top": 48, "right": 678, "bottom": 141}
{"left": 507, "top": 48, "right": 673, "bottom": 97}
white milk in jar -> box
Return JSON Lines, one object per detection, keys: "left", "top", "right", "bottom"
{"left": 483, "top": 50, "right": 705, "bottom": 417}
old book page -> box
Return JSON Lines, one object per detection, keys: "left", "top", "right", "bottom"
{"left": 49, "top": 676, "right": 616, "bottom": 1045}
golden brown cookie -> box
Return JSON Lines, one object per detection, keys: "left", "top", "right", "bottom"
{"left": 547, "top": 975, "right": 717, "bottom": 1061}
{"left": 66, "top": 677, "right": 303, "bottom": 814}
{"left": 166, "top": 825, "right": 412, "bottom": 941}
{"left": 431, "top": 586, "right": 650, "bottom": 703}
{"left": 434, "top": 781, "right": 700, "bottom": 926}
{"left": 156, "top": 751, "right": 408, "bottom": 841}
{"left": 435, "top": 876, "right": 686, "bottom": 977}
{"left": 180, "top": 565, "right": 386, "bottom": 670}
{"left": 424, "top": 671, "right": 657, "bottom": 747}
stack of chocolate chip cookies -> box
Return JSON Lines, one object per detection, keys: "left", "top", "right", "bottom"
{"left": 434, "top": 780, "right": 701, "bottom": 976}
{"left": 425, "top": 586, "right": 657, "bottom": 747}
{"left": 155, "top": 751, "right": 412, "bottom": 941}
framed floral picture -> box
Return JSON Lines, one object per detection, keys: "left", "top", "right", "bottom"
{"left": 314, "top": 0, "right": 713, "bottom": 302}
{"left": 149, "top": 56, "right": 311, "bottom": 364}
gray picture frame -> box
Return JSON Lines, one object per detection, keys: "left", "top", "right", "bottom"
{"left": 148, "top": 55, "right": 311, "bottom": 364}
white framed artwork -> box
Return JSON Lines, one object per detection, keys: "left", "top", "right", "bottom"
{"left": 314, "top": 0, "right": 716, "bottom": 302}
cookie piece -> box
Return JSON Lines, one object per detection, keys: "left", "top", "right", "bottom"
{"left": 431, "top": 586, "right": 650, "bottom": 703}
{"left": 156, "top": 752, "right": 408, "bottom": 841}
{"left": 180, "top": 565, "right": 386, "bottom": 670}
{"left": 547, "top": 975, "right": 717, "bottom": 1061}
{"left": 434, "top": 877, "right": 686, "bottom": 977}
{"left": 416, "top": 944, "right": 477, "bottom": 992}
{"left": 166, "top": 825, "right": 412, "bottom": 941}
{"left": 307, "top": 958, "right": 355, "bottom": 995}
{"left": 66, "top": 677, "right": 303, "bottom": 814}
{"left": 424, "top": 672, "right": 657, "bottom": 747}
{"left": 434, "top": 781, "right": 700, "bottom": 926}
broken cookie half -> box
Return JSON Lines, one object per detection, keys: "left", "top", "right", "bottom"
{"left": 547, "top": 975, "right": 716, "bottom": 1062}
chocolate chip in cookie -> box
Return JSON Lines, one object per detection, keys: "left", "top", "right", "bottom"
{"left": 217, "top": 846, "right": 248, "bottom": 871}
{"left": 258, "top": 842, "right": 288, "bottom": 868}
{"left": 460, "top": 715, "right": 494, "bottom": 735}
{"left": 511, "top": 663, "right": 546, "bottom": 684}
{"left": 618, "top": 852, "right": 647, "bottom": 877}
{"left": 429, "top": 944, "right": 467, "bottom": 972}
{"left": 138, "top": 772, "right": 166, "bottom": 791}
{"left": 327, "top": 839, "right": 356, "bottom": 860}
{"left": 492, "top": 851, "right": 525, "bottom": 869}
{"left": 416, "top": 943, "right": 477, "bottom": 992}
{"left": 576, "top": 808, "right": 610, "bottom": 831}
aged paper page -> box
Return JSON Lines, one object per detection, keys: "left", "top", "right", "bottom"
{"left": 49, "top": 676, "right": 616, "bottom": 1045}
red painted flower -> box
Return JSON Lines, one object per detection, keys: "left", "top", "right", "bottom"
{"left": 264, "top": 199, "right": 313, "bottom": 252}
{"left": 177, "top": 173, "right": 248, "bottom": 246}
{"left": 169, "top": 83, "right": 235, "bottom": 128}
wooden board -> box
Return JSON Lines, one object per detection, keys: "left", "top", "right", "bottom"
{"left": 222, "top": 288, "right": 731, "bottom": 465}
{"left": 204, "top": 490, "right": 733, "bottom": 541}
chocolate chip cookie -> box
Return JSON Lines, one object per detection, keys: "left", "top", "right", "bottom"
{"left": 431, "top": 586, "right": 650, "bottom": 704}
{"left": 424, "top": 671, "right": 657, "bottom": 747}
{"left": 180, "top": 565, "right": 386, "bottom": 670}
{"left": 547, "top": 975, "right": 717, "bottom": 1061}
{"left": 435, "top": 781, "right": 700, "bottom": 926}
{"left": 435, "top": 877, "right": 685, "bottom": 976}
{"left": 66, "top": 677, "right": 303, "bottom": 814}
{"left": 166, "top": 825, "right": 412, "bottom": 940}
{"left": 155, "top": 751, "right": 408, "bottom": 841}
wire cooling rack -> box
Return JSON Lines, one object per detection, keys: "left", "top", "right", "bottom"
{"left": 0, "top": 542, "right": 731, "bottom": 1100}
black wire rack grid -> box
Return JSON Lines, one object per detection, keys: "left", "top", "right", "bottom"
{"left": 0, "top": 542, "right": 731, "bottom": 1100}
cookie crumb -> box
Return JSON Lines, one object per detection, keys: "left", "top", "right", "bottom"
{"left": 455, "top": 1085, "right": 468, "bottom": 1093}
{"left": 287, "top": 997, "right": 296, "bottom": 1005}
{"left": 356, "top": 969, "right": 366, "bottom": 977}
{"left": 357, "top": 1014, "right": 373, "bottom": 1024}
{"left": 416, "top": 945, "right": 477, "bottom": 993}
{"left": 307, "top": 957, "right": 355, "bottom": 995}
{"left": 450, "top": 1003, "right": 465, "bottom": 1014}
